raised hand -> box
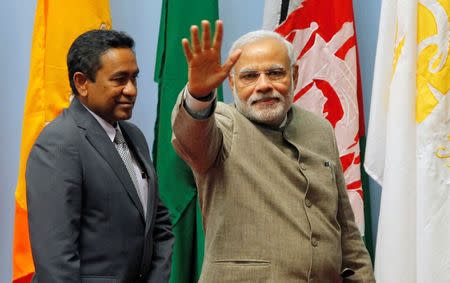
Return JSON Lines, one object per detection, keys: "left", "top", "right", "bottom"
{"left": 182, "top": 20, "right": 241, "bottom": 97}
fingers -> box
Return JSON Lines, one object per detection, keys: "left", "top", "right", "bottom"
{"left": 187, "top": 20, "right": 221, "bottom": 54}
{"left": 201, "top": 20, "right": 211, "bottom": 50}
{"left": 183, "top": 20, "right": 231, "bottom": 74}
{"left": 190, "top": 25, "right": 201, "bottom": 53}
{"left": 181, "top": 38, "right": 193, "bottom": 61}
{"left": 222, "top": 49, "right": 242, "bottom": 74}
{"left": 212, "top": 20, "right": 223, "bottom": 52}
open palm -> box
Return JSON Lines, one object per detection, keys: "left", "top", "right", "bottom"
{"left": 182, "top": 20, "right": 241, "bottom": 97}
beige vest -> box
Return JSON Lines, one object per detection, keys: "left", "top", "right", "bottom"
{"left": 172, "top": 96, "right": 374, "bottom": 283}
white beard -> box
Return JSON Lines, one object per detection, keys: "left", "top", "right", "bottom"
{"left": 233, "top": 81, "right": 294, "bottom": 126}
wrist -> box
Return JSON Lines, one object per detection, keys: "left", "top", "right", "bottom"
{"left": 183, "top": 86, "right": 217, "bottom": 110}
{"left": 187, "top": 84, "right": 214, "bottom": 100}
{"left": 193, "top": 91, "right": 215, "bottom": 102}
{"left": 183, "top": 86, "right": 216, "bottom": 120}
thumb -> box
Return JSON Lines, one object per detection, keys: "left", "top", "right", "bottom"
{"left": 222, "top": 49, "right": 242, "bottom": 74}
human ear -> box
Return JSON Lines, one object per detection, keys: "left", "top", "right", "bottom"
{"left": 73, "top": 72, "right": 89, "bottom": 97}
{"left": 292, "top": 64, "right": 299, "bottom": 89}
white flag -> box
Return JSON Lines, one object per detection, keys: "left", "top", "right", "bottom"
{"left": 365, "top": 0, "right": 450, "bottom": 282}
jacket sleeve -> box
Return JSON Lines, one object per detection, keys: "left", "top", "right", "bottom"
{"left": 26, "top": 125, "right": 82, "bottom": 283}
{"left": 330, "top": 127, "right": 375, "bottom": 283}
{"left": 171, "top": 85, "right": 224, "bottom": 174}
{"left": 147, "top": 195, "right": 174, "bottom": 283}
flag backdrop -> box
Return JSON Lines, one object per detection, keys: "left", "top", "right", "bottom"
{"left": 12, "top": 1, "right": 111, "bottom": 282}
{"left": 365, "top": 0, "right": 449, "bottom": 282}
{"left": 263, "top": 0, "right": 372, "bottom": 251}
{"left": 153, "top": 0, "right": 220, "bottom": 282}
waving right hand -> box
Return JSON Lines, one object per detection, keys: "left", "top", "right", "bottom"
{"left": 182, "top": 20, "right": 241, "bottom": 98}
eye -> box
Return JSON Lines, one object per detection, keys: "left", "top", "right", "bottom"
{"left": 266, "top": 69, "right": 286, "bottom": 80}
{"left": 113, "top": 76, "right": 128, "bottom": 85}
{"left": 131, "top": 74, "right": 139, "bottom": 84}
{"left": 239, "top": 72, "right": 259, "bottom": 82}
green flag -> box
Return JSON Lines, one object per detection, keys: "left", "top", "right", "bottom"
{"left": 154, "top": 0, "right": 220, "bottom": 282}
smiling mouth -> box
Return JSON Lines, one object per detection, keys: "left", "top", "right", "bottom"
{"left": 117, "top": 101, "right": 134, "bottom": 105}
{"left": 252, "top": 97, "right": 280, "bottom": 106}
{"left": 117, "top": 102, "right": 135, "bottom": 110}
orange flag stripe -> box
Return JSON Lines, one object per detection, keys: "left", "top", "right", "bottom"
{"left": 12, "top": 1, "right": 111, "bottom": 281}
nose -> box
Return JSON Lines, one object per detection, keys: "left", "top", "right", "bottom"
{"left": 123, "top": 79, "right": 137, "bottom": 97}
{"left": 254, "top": 73, "right": 273, "bottom": 93}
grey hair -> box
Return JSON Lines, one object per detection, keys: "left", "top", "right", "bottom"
{"left": 228, "top": 30, "right": 296, "bottom": 69}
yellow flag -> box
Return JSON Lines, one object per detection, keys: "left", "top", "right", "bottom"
{"left": 365, "top": 0, "right": 449, "bottom": 282}
{"left": 12, "top": 1, "right": 111, "bottom": 281}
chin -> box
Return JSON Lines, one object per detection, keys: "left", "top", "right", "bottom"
{"left": 115, "top": 112, "right": 133, "bottom": 121}
{"left": 236, "top": 99, "right": 288, "bottom": 126}
{"left": 253, "top": 104, "right": 286, "bottom": 119}
{"left": 248, "top": 110, "right": 286, "bottom": 126}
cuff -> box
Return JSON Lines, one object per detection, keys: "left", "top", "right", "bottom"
{"left": 183, "top": 87, "right": 217, "bottom": 119}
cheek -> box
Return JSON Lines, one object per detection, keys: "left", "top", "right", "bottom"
{"left": 235, "top": 86, "right": 255, "bottom": 102}
{"left": 273, "top": 82, "right": 291, "bottom": 96}
{"left": 106, "top": 89, "right": 121, "bottom": 102}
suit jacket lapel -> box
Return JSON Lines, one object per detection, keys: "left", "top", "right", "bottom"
{"left": 120, "top": 122, "right": 156, "bottom": 231}
{"left": 69, "top": 98, "right": 146, "bottom": 221}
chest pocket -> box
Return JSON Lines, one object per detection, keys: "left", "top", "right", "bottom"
{"left": 301, "top": 158, "right": 339, "bottom": 214}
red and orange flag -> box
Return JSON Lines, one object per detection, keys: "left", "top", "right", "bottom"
{"left": 263, "top": 0, "right": 369, "bottom": 241}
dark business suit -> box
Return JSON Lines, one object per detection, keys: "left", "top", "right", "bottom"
{"left": 26, "top": 98, "right": 173, "bottom": 283}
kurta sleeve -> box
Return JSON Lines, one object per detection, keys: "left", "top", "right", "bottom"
{"left": 171, "top": 85, "right": 224, "bottom": 174}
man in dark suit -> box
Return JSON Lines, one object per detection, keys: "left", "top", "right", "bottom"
{"left": 26, "top": 29, "right": 173, "bottom": 283}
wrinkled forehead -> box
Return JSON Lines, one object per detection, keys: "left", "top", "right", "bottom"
{"left": 234, "top": 38, "right": 291, "bottom": 72}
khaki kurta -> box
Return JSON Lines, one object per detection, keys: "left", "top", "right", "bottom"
{"left": 172, "top": 89, "right": 374, "bottom": 283}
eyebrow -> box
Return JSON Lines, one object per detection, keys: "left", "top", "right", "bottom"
{"left": 112, "top": 69, "right": 140, "bottom": 77}
{"left": 238, "top": 64, "right": 286, "bottom": 73}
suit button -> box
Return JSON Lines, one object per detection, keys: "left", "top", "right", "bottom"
{"left": 138, "top": 273, "right": 143, "bottom": 279}
{"left": 305, "top": 198, "right": 312, "bottom": 207}
{"left": 300, "top": 162, "right": 307, "bottom": 170}
{"left": 311, "top": 237, "right": 318, "bottom": 247}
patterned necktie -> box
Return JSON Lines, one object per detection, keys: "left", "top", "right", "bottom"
{"left": 114, "top": 128, "right": 147, "bottom": 217}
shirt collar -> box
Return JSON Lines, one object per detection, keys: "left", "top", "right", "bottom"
{"left": 81, "top": 103, "right": 118, "bottom": 142}
{"left": 279, "top": 115, "right": 287, "bottom": 128}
